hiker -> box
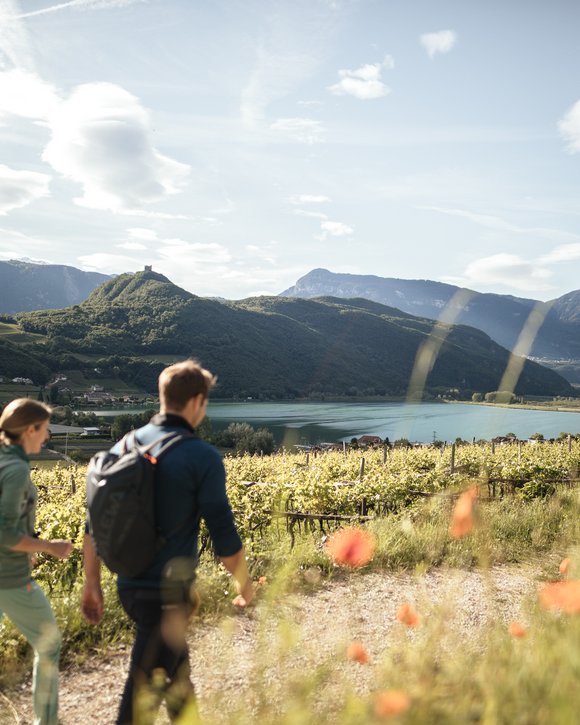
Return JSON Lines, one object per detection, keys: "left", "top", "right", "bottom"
{"left": 81, "top": 360, "right": 254, "bottom": 724}
{"left": 0, "top": 399, "right": 74, "bottom": 725}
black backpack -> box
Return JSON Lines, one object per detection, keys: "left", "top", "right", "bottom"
{"left": 86, "top": 430, "right": 193, "bottom": 577}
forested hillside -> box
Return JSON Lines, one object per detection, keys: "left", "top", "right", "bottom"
{"left": 7, "top": 270, "right": 574, "bottom": 399}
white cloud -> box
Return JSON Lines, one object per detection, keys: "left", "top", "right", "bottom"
{"left": 116, "top": 241, "right": 147, "bottom": 250}
{"left": 0, "top": 164, "right": 51, "bottom": 214}
{"left": 328, "top": 56, "right": 394, "bottom": 100}
{"left": 0, "top": 0, "right": 34, "bottom": 70}
{"left": 321, "top": 221, "right": 353, "bottom": 235}
{"left": 289, "top": 194, "right": 330, "bottom": 204}
{"left": 538, "top": 243, "right": 580, "bottom": 264}
{"left": 270, "top": 117, "right": 325, "bottom": 144}
{"left": 293, "top": 209, "right": 328, "bottom": 220}
{"left": 443, "top": 253, "right": 552, "bottom": 293}
{"left": 11, "top": 0, "right": 145, "bottom": 20}
{"left": 558, "top": 100, "right": 580, "bottom": 153}
{"left": 316, "top": 220, "right": 353, "bottom": 240}
{"left": 244, "top": 243, "right": 276, "bottom": 265}
{"left": 240, "top": 5, "right": 332, "bottom": 127}
{"left": 420, "top": 30, "right": 457, "bottom": 59}
{"left": 42, "top": 82, "right": 190, "bottom": 212}
{"left": 78, "top": 252, "right": 141, "bottom": 272}
{"left": 422, "top": 205, "right": 580, "bottom": 243}
{"left": 127, "top": 227, "right": 158, "bottom": 241}
{"left": 0, "top": 69, "right": 60, "bottom": 119}
{"left": 157, "top": 240, "right": 231, "bottom": 265}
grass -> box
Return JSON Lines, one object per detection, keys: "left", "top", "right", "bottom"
{"left": 2, "top": 487, "right": 579, "bottom": 722}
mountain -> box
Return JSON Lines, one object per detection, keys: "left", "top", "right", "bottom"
{"left": 280, "top": 269, "right": 580, "bottom": 374}
{"left": 10, "top": 270, "right": 574, "bottom": 398}
{"left": 0, "top": 259, "right": 111, "bottom": 314}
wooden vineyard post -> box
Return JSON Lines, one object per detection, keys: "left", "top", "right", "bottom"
{"left": 450, "top": 443, "right": 456, "bottom": 474}
{"left": 518, "top": 441, "right": 522, "bottom": 464}
{"left": 343, "top": 441, "right": 346, "bottom": 455}
{"left": 492, "top": 441, "right": 496, "bottom": 455}
{"left": 360, "top": 457, "right": 367, "bottom": 515}
{"left": 383, "top": 444, "right": 388, "bottom": 464}
{"left": 306, "top": 453, "right": 309, "bottom": 466}
{"left": 569, "top": 435, "right": 572, "bottom": 453}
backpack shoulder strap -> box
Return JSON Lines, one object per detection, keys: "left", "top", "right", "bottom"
{"left": 154, "top": 430, "right": 196, "bottom": 460}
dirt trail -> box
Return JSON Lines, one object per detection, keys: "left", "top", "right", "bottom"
{"left": 4, "top": 564, "right": 539, "bottom": 725}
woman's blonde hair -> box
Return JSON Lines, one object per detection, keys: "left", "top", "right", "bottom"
{"left": 0, "top": 399, "right": 52, "bottom": 445}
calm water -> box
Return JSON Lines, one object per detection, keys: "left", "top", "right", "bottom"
{"left": 204, "top": 402, "right": 580, "bottom": 445}
{"left": 84, "top": 401, "right": 580, "bottom": 444}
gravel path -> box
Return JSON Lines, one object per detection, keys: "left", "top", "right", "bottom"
{"left": 4, "top": 564, "right": 539, "bottom": 725}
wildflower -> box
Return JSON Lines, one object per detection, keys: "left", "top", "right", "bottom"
{"left": 374, "top": 690, "right": 410, "bottom": 719}
{"left": 508, "top": 622, "right": 527, "bottom": 638}
{"left": 396, "top": 603, "right": 420, "bottom": 627}
{"left": 258, "top": 576, "right": 268, "bottom": 586}
{"left": 449, "top": 486, "right": 478, "bottom": 539}
{"left": 559, "top": 558, "right": 571, "bottom": 576}
{"left": 539, "top": 580, "right": 580, "bottom": 614}
{"left": 325, "top": 527, "right": 376, "bottom": 568}
{"left": 346, "top": 640, "right": 369, "bottom": 664}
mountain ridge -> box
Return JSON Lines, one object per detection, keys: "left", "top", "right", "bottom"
{"left": 280, "top": 268, "right": 580, "bottom": 371}
{"left": 8, "top": 270, "right": 573, "bottom": 399}
{"left": 0, "top": 259, "right": 111, "bottom": 314}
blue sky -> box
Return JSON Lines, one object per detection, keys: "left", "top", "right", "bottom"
{"left": 0, "top": 0, "right": 579, "bottom": 300}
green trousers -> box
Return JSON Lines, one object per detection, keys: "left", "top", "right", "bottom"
{"left": 0, "top": 580, "right": 61, "bottom": 725}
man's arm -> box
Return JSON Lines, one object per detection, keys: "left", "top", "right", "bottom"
{"left": 81, "top": 533, "right": 104, "bottom": 624}
{"left": 219, "top": 547, "right": 254, "bottom": 608}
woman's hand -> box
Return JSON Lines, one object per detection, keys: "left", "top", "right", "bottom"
{"left": 46, "top": 539, "right": 74, "bottom": 559}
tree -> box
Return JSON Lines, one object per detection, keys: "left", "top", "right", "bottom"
{"left": 471, "top": 392, "right": 483, "bottom": 402}
{"left": 484, "top": 391, "right": 515, "bottom": 404}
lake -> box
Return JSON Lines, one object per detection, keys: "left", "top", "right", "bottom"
{"left": 85, "top": 401, "right": 580, "bottom": 445}
{"left": 207, "top": 401, "right": 580, "bottom": 445}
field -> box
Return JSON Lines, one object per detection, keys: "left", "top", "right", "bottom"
{"left": 2, "top": 442, "right": 580, "bottom": 723}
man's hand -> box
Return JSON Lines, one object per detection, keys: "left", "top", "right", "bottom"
{"left": 81, "top": 582, "right": 104, "bottom": 624}
{"left": 233, "top": 578, "right": 254, "bottom": 608}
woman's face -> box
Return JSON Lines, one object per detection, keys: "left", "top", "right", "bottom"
{"left": 21, "top": 419, "right": 51, "bottom": 455}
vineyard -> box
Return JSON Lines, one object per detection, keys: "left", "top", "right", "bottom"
{"left": 3, "top": 441, "right": 580, "bottom": 723}
{"left": 28, "top": 440, "right": 580, "bottom": 594}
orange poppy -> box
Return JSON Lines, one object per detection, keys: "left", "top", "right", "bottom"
{"left": 559, "top": 558, "right": 571, "bottom": 576}
{"left": 539, "top": 580, "right": 580, "bottom": 614}
{"left": 325, "top": 527, "right": 376, "bottom": 568}
{"left": 374, "top": 690, "right": 410, "bottom": 719}
{"left": 396, "top": 603, "right": 420, "bottom": 627}
{"left": 508, "top": 622, "right": 527, "bottom": 638}
{"left": 449, "top": 486, "right": 478, "bottom": 539}
{"left": 346, "top": 640, "right": 370, "bottom": 664}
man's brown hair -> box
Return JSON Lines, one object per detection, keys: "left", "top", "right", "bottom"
{"left": 158, "top": 359, "right": 216, "bottom": 411}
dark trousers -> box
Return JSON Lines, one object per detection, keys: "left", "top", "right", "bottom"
{"left": 116, "top": 587, "right": 195, "bottom": 725}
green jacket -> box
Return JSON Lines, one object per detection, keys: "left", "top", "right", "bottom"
{"left": 0, "top": 444, "right": 36, "bottom": 588}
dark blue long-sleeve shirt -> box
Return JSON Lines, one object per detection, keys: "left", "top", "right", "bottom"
{"left": 115, "top": 413, "right": 242, "bottom": 590}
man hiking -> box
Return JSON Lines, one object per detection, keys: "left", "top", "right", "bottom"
{"left": 81, "top": 360, "right": 253, "bottom": 724}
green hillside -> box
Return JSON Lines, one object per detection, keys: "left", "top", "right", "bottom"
{"left": 9, "top": 270, "right": 575, "bottom": 399}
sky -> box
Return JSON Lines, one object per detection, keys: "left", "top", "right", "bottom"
{"left": 0, "top": 0, "right": 580, "bottom": 301}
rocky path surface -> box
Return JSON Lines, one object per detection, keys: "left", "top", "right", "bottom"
{"left": 4, "top": 564, "right": 539, "bottom": 725}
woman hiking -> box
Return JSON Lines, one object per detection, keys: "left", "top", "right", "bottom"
{"left": 0, "top": 399, "right": 73, "bottom": 725}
